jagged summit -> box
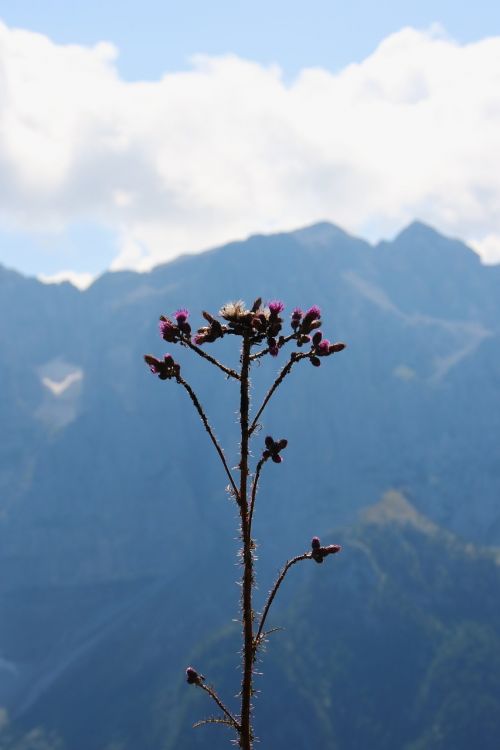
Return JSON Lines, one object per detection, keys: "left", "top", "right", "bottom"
{"left": 390, "top": 219, "right": 481, "bottom": 265}
{"left": 394, "top": 219, "right": 444, "bottom": 243}
{"left": 290, "top": 220, "right": 354, "bottom": 246}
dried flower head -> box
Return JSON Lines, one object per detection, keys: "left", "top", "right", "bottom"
{"left": 219, "top": 300, "right": 249, "bottom": 322}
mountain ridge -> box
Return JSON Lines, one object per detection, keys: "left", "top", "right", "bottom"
{"left": 0, "top": 220, "right": 494, "bottom": 294}
{"left": 0, "top": 218, "right": 499, "bottom": 748}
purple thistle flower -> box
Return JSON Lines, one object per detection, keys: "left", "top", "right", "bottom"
{"left": 304, "top": 305, "right": 321, "bottom": 321}
{"left": 175, "top": 308, "right": 189, "bottom": 324}
{"left": 159, "top": 318, "right": 177, "bottom": 342}
{"left": 268, "top": 300, "right": 284, "bottom": 315}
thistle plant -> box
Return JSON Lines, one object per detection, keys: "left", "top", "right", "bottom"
{"left": 144, "top": 297, "right": 345, "bottom": 749}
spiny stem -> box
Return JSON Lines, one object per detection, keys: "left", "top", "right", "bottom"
{"left": 178, "top": 376, "right": 239, "bottom": 499}
{"left": 197, "top": 683, "right": 241, "bottom": 731}
{"left": 183, "top": 338, "right": 241, "bottom": 380}
{"left": 193, "top": 717, "right": 234, "bottom": 729}
{"left": 254, "top": 553, "right": 311, "bottom": 654}
{"left": 248, "top": 352, "right": 308, "bottom": 436}
{"left": 248, "top": 458, "right": 266, "bottom": 534}
{"left": 239, "top": 334, "right": 254, "bottom": 750}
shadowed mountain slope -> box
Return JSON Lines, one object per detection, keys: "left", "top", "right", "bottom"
{"left": 0, "top": 221, "right": 499, "bottom": 748}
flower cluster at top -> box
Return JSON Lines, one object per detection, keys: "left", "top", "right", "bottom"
{"left": 144, "top": 298, "right": 346, "bottom": 378}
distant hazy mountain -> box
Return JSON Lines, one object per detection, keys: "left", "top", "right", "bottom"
{"left": 0, "top": 221, "right": 499, "bottom": 748}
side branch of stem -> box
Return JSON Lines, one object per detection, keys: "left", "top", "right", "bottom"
{"left": 197, "top": 683, "right": 241, "bottom": 731}
{"left": 248, "top": 458, "right": 265, "bottom": 534}
{"left": 178, "top": 377, "right": 239, "bottom": 499}
{"left": 183, "top": 339, "right": 240, "bottom": 380}
{"left": 254, "top": 553, "right": 311, "bottom": 653}
{"left": 248, "top": 353, "right": 308, "bottom": 436}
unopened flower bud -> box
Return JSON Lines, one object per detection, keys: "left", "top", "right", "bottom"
{"left": 330, "top": 342, "right": 346, "bottom": 353}
{"left": 311, "top": 541, "right": 342, "bottom": 563}
{"left": 144, "top": 354, "right": 180, "bottom": 380}
{"left": 268, "top": 338, "right": 279, "bottom": 356}
{"left": 262, "top": 435, "right": 288, "bottom": 463}
{"left": 310, "top": 356, "right": 321, "bottom": 367}
{"left": 186, "top": 666, "right": 203, "bottom": 685}
{"left": 297, "top": 334, "right": 310, "bottom": 347}
{"left": 318, "top": 339, "right": 331, "bottom": 355}
{"left": 324, "top": 544, "right": 342, "bottom": 555}
{"left": 291, "top": 308, "right": 303, "bottom": 330}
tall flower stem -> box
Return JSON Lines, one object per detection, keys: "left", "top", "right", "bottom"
{"left": 239, "top": 333, "right": 254, "bottom": 750}
{"left": 145, "top": 300, "right": 345, "bottom": 747}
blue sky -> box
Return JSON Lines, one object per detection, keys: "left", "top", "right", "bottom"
{"left": 3, "top": 1, "right": 500, "bottom": 80}
{"left": 1, "top": 1, "right": 500, "bottom": 285}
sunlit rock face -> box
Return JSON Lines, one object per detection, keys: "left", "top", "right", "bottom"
{"left": 37, "top": 358, "right": 84, "bottom": 429}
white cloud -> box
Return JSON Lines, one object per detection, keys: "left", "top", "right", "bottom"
{"left": 1, "top": 20, "right": 500, "bottom": 271}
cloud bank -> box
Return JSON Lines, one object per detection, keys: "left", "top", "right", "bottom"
{"left": 1, "top": 19, "right": 500, "bottom": 277}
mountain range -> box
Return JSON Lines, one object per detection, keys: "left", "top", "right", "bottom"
{"left": 0, "top": 220, "right": 499, "bottom": 748}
